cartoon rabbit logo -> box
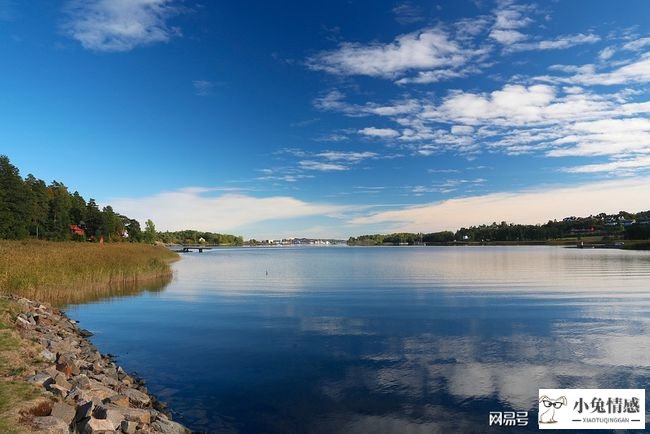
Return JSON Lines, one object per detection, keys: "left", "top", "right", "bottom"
{"left": 539, "top": 395, "right": 567, "bottom": 424}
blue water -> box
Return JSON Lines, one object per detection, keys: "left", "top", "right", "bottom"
{"left": 65, "top": 246, "right": 650, "bottom": 433}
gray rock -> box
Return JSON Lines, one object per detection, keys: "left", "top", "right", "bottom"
{"left": 105, "top": 394, "right": 130, "bottom": 408}
{"left": 51, "top": 401, "right": 76, "bottom": 426}
{"left": 122, "top": 387, "right": 151, "bottom": 408}
{"left": 151, "top": 419, "right": 191, "bottom": 434}
{"left": 78, "top": 328, "right": 93, "bottom": 336}
{"left": 54, "top": 372, "right": 73, "bottom": 390}
{"left": 46, "top": 383, "right": 69, "bottom": 398}
{"left": 16, "top": 315, "right": 32, "bottom": 327}
{"left": 73, "top": 373, "right": 92, "bottom": 389}
{"left": 80, "top": 416, "right": 117, "bottom": 433}
{"left": 31, "top": 415, "right": 70, "bottom": 434}
{"left": 41, "top": 349, "right": 57, "bottom": 362}
{"left": 120, "top": 420, "right": 137, "bottom": 434}
{"left": 75, "top": 400, "right": 94, "bottom": 423}
{"left": 28, "top": 372, "right": 54, "bottom": 388}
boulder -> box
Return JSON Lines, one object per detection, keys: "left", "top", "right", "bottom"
{"left": 120, "top": 420, "right": 137, "bottom": 434}
{"left": 80, "top": 417, "right": 117, "bottom": 433}
{"left": 79, "top": 328, "right": 94, "bottom": 337}
{"left": 72, "top": 373, "right": 92, "bottom": 389}
{"left": 31, "top": 415, "right": 70, "bottom": 434}
{"left": 54, "top": 372, "right": 73, "bottom": 390}
{"left": 16, "top": 315, "right": 32, "bottom": 328}
{"left": 122, "top": 387, "right": 151, "bottom": 408}
{"left": 51, "top": 401, "right": 76, "bottom": 426}
{"left": 151, "top": 419, "right": 191, "bottom": 434}
{"left": 28, "top": 372, "right": 54, "bottom": 388}
{"left": 46, "top": 383, "right": 69, "bottom": 398}
{"left": 74, "top": 400, "right": 94, "bottom": 424}
{"left": 111, "top": 406, "right": 151, "bottom": 425}
{"left": 105, "top": 394, "right": 130, "bottom": 408}
{"left": 41, "top": 349, "right": 57, "bottom": 362}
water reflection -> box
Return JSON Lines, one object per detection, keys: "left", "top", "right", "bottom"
{"left": 57, "top": 274, "right": 172, "bottom": 307}
{"left": 66, "top": 247, "right": 650, "bottom": 433}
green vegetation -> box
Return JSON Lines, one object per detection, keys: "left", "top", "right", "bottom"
{"left": 0, "top": 241, "right": 177, "bottom": 305}
{"left": 348, "top": 211, "right": 650, "bottom": 246}
{"left": 0, "top": 155, "right": 144, "bottom": 242}
{"left": 158, "top": 230, "right": 244, "bottom": 246}
{"left": 0, "top": 299, "right": 40, "bottom": 434}
{"left": 0, "top": 155, "right": 243, "bottom": 245}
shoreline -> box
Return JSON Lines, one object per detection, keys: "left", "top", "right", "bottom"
{"left": 3, "top": 294, "right": 192, "bottom": 434}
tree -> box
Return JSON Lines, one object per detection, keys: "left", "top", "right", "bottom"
{"left": 85, "top": 199, "right": 103, "bottom": 239}
{"left": 24, "top": 174, "right": 49, "bottom": 239}
{"left": 46, "top": 181, "right": 73, "bottom": 240}
{"left": 0, "top": 155, "right": 31, "bottom": 238}
{"left": 144, "top": 219, "right": 157, "bottom": 243}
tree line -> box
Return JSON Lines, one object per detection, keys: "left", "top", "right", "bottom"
{"left": 348, "top": 211, "right": 650, "bottom": 245}
{"left": 0, "top": 155, "right": 241, "bottom": 244}
{"left": 157, "top": 230, "right": 243, "bottom": 246}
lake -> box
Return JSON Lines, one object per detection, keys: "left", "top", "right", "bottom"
{"left": 65, "top": 246, "right": 650, "bottom": 433}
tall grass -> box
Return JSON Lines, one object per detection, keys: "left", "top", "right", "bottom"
{"left": 0, "top": 241, "right": 178, "bottom": 306}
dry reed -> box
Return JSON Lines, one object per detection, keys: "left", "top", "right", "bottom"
{"left": 0, "top": 241, "right": 178, "bottom": 306}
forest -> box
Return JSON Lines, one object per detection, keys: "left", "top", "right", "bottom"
{"left": 0, "top": 155, "right": 241, "bottom": 244}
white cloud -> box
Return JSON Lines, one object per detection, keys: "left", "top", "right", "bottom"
{"left": 493, "top": 3, "right": 533, "bottom": 30}
{"left": 299, "top": 160, "right": 348, "bottom": 171}
{"left": 489, "top": 29, "right": 527, "bottom": 45}
{"left": 358, "top": 127, "right": 400, "bottom": 138}
{"left": 547, "top": 117, "right": 650, "bottom": 157}
{"left": 562, "top": 155, "right": 650, "bottom": 174}
{"left": 622, "top": 37, "right": 650, "bottom": 51}
{"left": 307, "top": 27, "right": 485, "bottom": 82}
{"left": 392, "top": 2, "right": 424, "bottom": 25}
{"left": 63, "top": 0, "right": 180, "bottom": 52}
{"left": 350, "top": 177, "right": 650, "bottom": 233}
{"left": 508, "top": 33, "right": 600, "bottom": 52}
{"left": 193, "top": 80, "right": 215, "bottom": 96}
{"left": 538, "top": 53, "right": 650, "bottom": 86}
{"left": 316, "top": 151, "right": 379, "bottom": 162}
{"left": 598, "top": 46, "right": 615, "bottom": 61}
{"left": 451, "top": 125, "right": 474, "bottom": 135}
{"left": 110, "top": 190, "right": 346, "bottom": 233}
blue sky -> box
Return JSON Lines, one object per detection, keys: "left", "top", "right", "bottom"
{"left": 3, "top": 0, "right": 650, "bottom": 239}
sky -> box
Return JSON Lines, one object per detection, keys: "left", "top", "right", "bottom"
{"left": 2, "top": 0, "right": 650, "bottom": 239}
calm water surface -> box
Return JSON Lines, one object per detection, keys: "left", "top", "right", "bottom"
{"left": 65, "top": 246, "right": 650, "bottom": 433}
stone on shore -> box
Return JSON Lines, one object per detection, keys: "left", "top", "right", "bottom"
{"left": 8, "top": 294, "right": 192, "bottom": 434}
{"left": 120, "top": 420, "right": 138, "bottom": 434}
{"left": 31, "top": 415, "right": 70, "bottom": 434}
{"left": 122, "top": 387, "right": 151, "bottom": 408}
{"left": 152, "top": 419, "right": 191, "bottom": 434}
{"left": 51, "top": 401, "right": 76, "bottom": 426}
{"left": 80, "top": 416, "right": 117, "bottom": 433}
{"left": 28, "top": 372, "right": 55, "bottom": 388}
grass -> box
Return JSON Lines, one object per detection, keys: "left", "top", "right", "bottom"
{"left": 0, "top": 240, "right": 178, "bottom": 306}
{"left": 0, "top": 298, "right": 40, "bottom": 434}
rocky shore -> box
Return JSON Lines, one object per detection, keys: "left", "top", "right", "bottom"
{"left": 9, "top": 295, "right": 193, "bottom": 434}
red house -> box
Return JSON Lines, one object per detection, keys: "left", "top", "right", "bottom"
{"left": 70, "top": 224, "right": 86, "bottom": 237}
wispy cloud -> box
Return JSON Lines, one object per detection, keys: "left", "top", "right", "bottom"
{"left": 358, "top": 127, "right": 400, "bottom": 138}
{"left": 306, "top": 27, "right": 488, "bottom": 83}
{"left": 110, "top": 189, "right": 347, "bottom": 233}
{"left": 298, "top": 160, "right": 349, "bottom": 172}
{"left": 193, "top": 80, "right": 216, "bottom": 96}
{"left": 392, "top": 2, "right": 425, "bottom": 25}
{"left": 62, "top": 0, "right": 181, "bottom": 52}
{"left": 507, "top": 33, "right": 600, "bottom": 52}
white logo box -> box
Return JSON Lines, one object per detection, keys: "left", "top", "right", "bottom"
{"left": 539, "top": 389, "right": 645, "bottom": 430}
